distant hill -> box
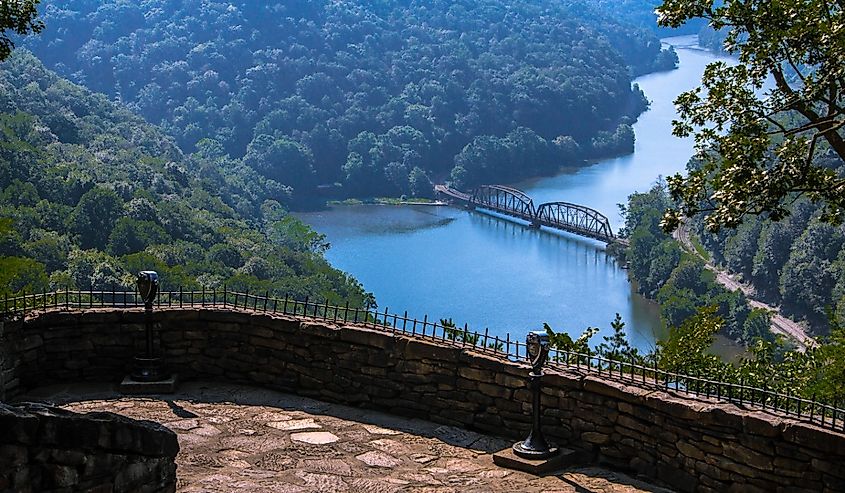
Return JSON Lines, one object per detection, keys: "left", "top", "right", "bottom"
{"left": 0, "top": 50, "right": 370, "bottom": 305}
{"left": 580, "top": 0, "right": 707, "bottom": 36}
{"left": 24, "top": 0, "right": 677, "bottom": 203}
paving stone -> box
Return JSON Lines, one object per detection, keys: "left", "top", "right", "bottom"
{"left": 432, "top": 425, "right": 478, "bottom": 447}
{"left": 165, "top": 418, "right": 201, "bottom": 431}
{"left": 478, "top": 469, "right": 513, "bottom": 479}
{"left": 301, "top": 458, "right": 353, "bottom": 476}
{"left": 368, "top": 438, "right": 412, "bottom": 456}
{"left": 220, "top": 434, "right": 287, "bottom": 453}
{"left": 253, "top": 451, "right": 296, "bottom": 471}
{"left": 362, "top": 424, "right": 401, "bottom": 435}
{"left": 443, "top": 457, "right": 484, "bottom": 473}
{"left": 38, "top": 381, "right": 668, "bottom": 493}
{"left": 348, "top": 477, "right": 404, "bottom": 493}
{"left": 290, "top": 431, "right": 340, "bottom": 445}
{"left": 189, "top": 424, "right": 222, "bottom": 436}
{"left": 295, "top": 471, "right": 348, "bottom": 491}
{"left": 356, "top": 451, "right": 402, "bottom": 468}
{"left": 217, "top": 449, "right": 251, "bottom": 469}
{"left": 267, "top": 419, "right": 321, "bottom": 431}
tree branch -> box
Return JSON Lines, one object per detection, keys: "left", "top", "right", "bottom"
{"left": 781, "top": 117, "right": 843, "bottom": 138}
{"left": 772, "top": 68, "right": 845, "bottom": 161}
{"left": 780, "top": 42, "right": 808, "bottom": 86}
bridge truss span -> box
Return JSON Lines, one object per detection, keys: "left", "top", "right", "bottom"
{"left": 471, "top": 185, "right": 536, "bottom": 219}
{"left": 535, "top": 201, "right": 614, "bottom": 242}
{"left": 435, "top": 183, "right": 619, "bottom": 244}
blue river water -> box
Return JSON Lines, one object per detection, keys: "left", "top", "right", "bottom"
{"left": 298, "top": 36, "right": 735, "bottom": 353}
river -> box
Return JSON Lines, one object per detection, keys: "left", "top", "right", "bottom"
{"left": 298, "top": 36, "right": 735, "bottom": 354}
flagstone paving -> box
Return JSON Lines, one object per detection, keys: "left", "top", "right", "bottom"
{"left": 23, "top": 382, "right": 672, "bottom": 493}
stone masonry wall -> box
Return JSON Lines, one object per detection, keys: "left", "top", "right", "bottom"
{"left": 0, "top": 402, "right": 178, "bottom": 493}
{"left": 2, "top": 308, "right": 845, "bottom": 492}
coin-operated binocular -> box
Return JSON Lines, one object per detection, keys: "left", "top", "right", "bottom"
{"left": 131, "top": 271, "right": 169, "bottom": 382}
{"left": 512, "top": 330, "right": 557, "bottom": 459}
{"left": 527, "top": 330, "right": 550, "bottom": 375}
{"left": 137, "top": 271, "right": 159, "bottom": 310}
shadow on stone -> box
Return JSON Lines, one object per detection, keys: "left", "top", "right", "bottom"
{"left": 493, "top": 446, "right": 583, "bottom": 475}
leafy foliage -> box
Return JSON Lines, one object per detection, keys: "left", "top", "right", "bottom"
{"left": 688, "top": 198, "right": 845, "bottom": 333}
{"left": 657, "top": 0, "right": 845, "bottom": 231}
{"left": 0, "top": 0, "right": 42, "bottom": 61}
{"left": 440, "top": 318, "right": 503, "bottom": 351}
{"left": 595, "top": 314, "right": 641, "bottom": 361}
{"left": 23, "top": 1, "right": 676, "bottom": 202}
{"left": 545, "top": 322, "right": 599, "bottom": 357}
{"left": 625, "top": 171, "right": 844, "bottom": 337}
{"left": 0, "top": 52, "right": 370, "bottom": 308}
{"left": 546, "top": 306, "right": 845, "bottom": 405}
{"left": 621, "top": 182, "right": 768, "bottom": 344}
{"left": 655, "top": 306, "right": 729, "bottom": 378}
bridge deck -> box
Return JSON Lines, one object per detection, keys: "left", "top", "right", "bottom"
{"left": 434, "top": 184, "right": 470, "bottom": 202}
{"left": 435, "top": 183, "right": 619, "bottom": 244}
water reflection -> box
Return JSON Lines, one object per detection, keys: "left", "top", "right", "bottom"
{"left": 298, "top": 36, "right": 728, "bottom": 354}
{"left": 302, "top": 203, "right": 665, "bottom": 353}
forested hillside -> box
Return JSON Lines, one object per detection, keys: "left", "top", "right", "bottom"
{"left": 616, "top": 183, "right": 845, "bottom": 404}
{"left": 691, "top": 198, "right": 845, "bottom": 335}
{"left": 621, "top": 175, "right": 845, "bottom": 341}
{"left": 24, "top": 0, "right": 676, "bottom": 203}
{"left": 581, "top": 0, "right": 705, "bottom": 37}
{"left": 620, "top": 184, "right": 771, "bottom": 345}
{"left": 0, "top": 51, "right": 370, "bottom": 304}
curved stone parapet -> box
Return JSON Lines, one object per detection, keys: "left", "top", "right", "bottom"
{"left": 0, "top": 401, "right": 178, "bottom": 492}
{"left": 2, "top": 308, "right": 845, "bottom": 492}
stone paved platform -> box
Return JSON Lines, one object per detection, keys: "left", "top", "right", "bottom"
{"left": 22, "top": 382, "right": 672, "bottom": 493}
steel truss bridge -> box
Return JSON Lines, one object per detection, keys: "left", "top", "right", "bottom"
{"left": 435, "top": 184, "right": 619, "bottom": 244}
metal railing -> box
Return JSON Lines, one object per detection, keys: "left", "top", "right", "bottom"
{"left": 2, "top": 288, "right": 844, "bottom": 432}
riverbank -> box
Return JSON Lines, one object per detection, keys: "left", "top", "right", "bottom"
{"left": 674, "top": 222, "right": 816, "bottom": 351}
{"left": 327, "top": 197, "right": 447, "bottom": 207}
{"left": 296, "top": 36, "right": 735, "bottom": 355}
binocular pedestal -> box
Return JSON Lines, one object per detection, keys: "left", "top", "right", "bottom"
{"left": 494, "top": 330, "right": 583, "bottom": 474}
{"left": 121, "top": 305, "right": 176, "bottom": 394}
{"left": 512, "top": 371, "right": 557, "bottom": 459}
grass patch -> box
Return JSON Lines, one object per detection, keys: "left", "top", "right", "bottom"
{"left": 327, "top": 198, "right": 365, "bottom": 206}
{"left": 690, "top": 236, "right": 710, "bottom": 261}
{"left": 327, "top": 197, "right": 440, "bottom": 206}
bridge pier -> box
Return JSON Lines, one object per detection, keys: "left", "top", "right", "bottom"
{"left": 528, "top": 221, "right": 541, "bottom": 229}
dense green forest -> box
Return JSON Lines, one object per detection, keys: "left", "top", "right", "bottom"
{"left": 545, "top": 304, "right": 845, "bottom": 405}
{"left": 583, "top": 0, "right": 705, "bottom": 37}
{"left": 22, "top": 0, "right": 677, "bottom": 204}
{"left": 619, "top": 183, "right": 772, "bottom": 345}
{"left": 0, "top": 51, "right": 370, "bottom": 305}
{"left": 584, "top": 176, "right": 845, "bottom": 403}
{"left": 691, "top": 199, "right": 845, "bottom": 335}
{"left": 621, "top": 176, "right": 845, "bottom": 341}
{"left": 612, "top": 183, "right": 845, "bottom": 404}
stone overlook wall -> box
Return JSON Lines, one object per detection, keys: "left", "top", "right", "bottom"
{"left": 0, "top": 402, "right": 178, "bottom": 493}
{"left": 2, "top": 308, "right": 845, "bottom": 492}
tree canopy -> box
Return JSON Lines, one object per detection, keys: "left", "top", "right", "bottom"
{"left": 620, "top": 182, "right": 770, "bottom": 343}
{"left": 23, "top": 0, "right": 676, "bottom": 202}
{"left": 0, "top": 51, "right": 370, "bottom": 306}
{"left": 657, "top": 0, "right": 845, "bottom": 231}
{"left": 0, "top": 0, "right": 42, "bottom": 61}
